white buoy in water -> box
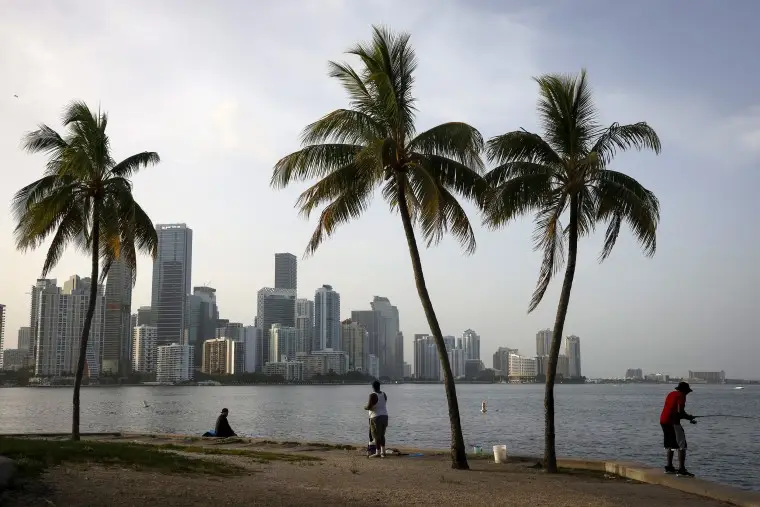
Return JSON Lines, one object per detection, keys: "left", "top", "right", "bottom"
{"left": 143, "top": 400, "right": 150, "bottom": 408}
{"left": 481, "top": 400, "right": 487, "bottom": 413}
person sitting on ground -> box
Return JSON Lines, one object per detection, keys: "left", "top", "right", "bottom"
{"left": 364, "top": 380, "right": 388, "bottom": 458}
{"left": 660, "top": 381, "right": 697, "bottom": 477}
{"left": 214, "top": 407, "right": 237, "bottom": 438}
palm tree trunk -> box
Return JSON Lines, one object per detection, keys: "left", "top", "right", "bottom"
{"left": 396, "top": 178, "right": 469, "bottom": 470}
{"left": 72, "top": 204, "right": 100, "bottom": 441}
{"left": 543, "top": 194, "right": 580, "bottom": 473}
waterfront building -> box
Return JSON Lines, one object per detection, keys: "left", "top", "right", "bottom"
{"left": 295, "top": 298, "right": 314, "bottom": 354}
{"left": 462, "top": 329, "right": 480, "bottom": 361}
{"left": 314, "top": 285, "right": 340, "bottom": 350}
{"left": 403, "top": 362, "right": 411, "bottom": 378}
{"left": 448, "top": 347, "right": 466, "bottom": 378}
{"left": 202, "top": 337, "right": 244, "bottom": 375}
{"left": 688, "top": 370, "right": 726, "bottom": 384}
{"left": 263, "top": 358, "right": 303, "bottom": 381}
{"left": 156, "top": 343, "right": 194, "bottom": 383}
{"left": 340, "top": 319, "right": 369, "bottom": 372}
{"left": 351, "top": 296, "right": 402, "bottom": 379}
{"left": 566, "top": 335, "right": 582, "bottom": 378}
{"left": 151, "top": 224, "right": 193, "bottom": 347}
{"left": 368, "top": 354, "right": 379, "bottom": 379}
{"left": 132, "top": 325, "right": 158, "bottom": 373}
{"left": 2, "top": 349, "right": 27, "bottom": 371}
{"left": 535, "top": 354, "right": 569, "bottom": 378}
{"left": 274, "top": 252, "right": 297, "bottom": 291}
{"left": 17, "top": 327, "right": 32, "bottom": 354}
{"left": 102, "top": 258, "right": 133, "bottom": 375}
{"left": 508, "top": 353, "right": 537, "bottom": 380}
{"left": 256, "top": 287, "right": 296, "bottom": 369}
{"left": 270, "top": 324, "right": 300, "bottom": 362}
{"left": 493, "top": 347, "right": 518, "bottom": 374}
{"left": 536, "top": 329, "right": 552, "bottom": 356}
{"left": 626, "top": 368, "right": 644, "bottom": 380}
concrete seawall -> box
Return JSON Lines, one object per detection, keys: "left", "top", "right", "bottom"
{"left": 2, "top": 432, "right": 759, "bottom": 506}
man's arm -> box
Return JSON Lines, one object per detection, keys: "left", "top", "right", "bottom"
{"left": 678, "top": 398, "right": 695, "bottom": 421}
{"left": 363, "top": 393, "right": 378, "bottom": 411}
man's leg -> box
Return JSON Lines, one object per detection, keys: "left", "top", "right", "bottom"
{"left": 673, "top": 424, "right": 693, "bottom": 476}
{"left": 369, "top": 418, "right": 381, "bottom": 457}
{"left": 377, "top": 417, "right": 388, "bottom": 456}
{"left": 662, "top": 424, "right": 676, "bottom": 473}
{"left": 666, "top": 449, "right": 674, "bottom": 468}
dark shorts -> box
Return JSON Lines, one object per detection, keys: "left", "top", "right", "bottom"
{"left": 370, "top": 415, "right": 389, "bottom": 447}
{"left": 661, "top": 423, "right": 687, "bottom": 450}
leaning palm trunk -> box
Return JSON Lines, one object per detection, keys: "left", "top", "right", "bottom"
{"left": 396, "top": 180, "right": 469, "bottom": 469}
{"left": 72, "top": 207, "right": 100, "bottom": 441}
{"left": 543, "top": 195, "right": 579, "bottom": 472}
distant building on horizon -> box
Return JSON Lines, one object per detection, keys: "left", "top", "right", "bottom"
{"left": 413, "top": 334, "right": 440, "bottom": 381}
{"left": 295, "top": 298, "right": 315, "bottom": 355}
{"left": 152, "top": 224, "right": 193, "bottom": 347}
{"left": 626, "top": 368, "right": 644, "bottom": 380}
{"left": 256, "top": 287, "right": 296, "bottom": 370}
{"left": 536, "top": 329, "right": 552, "bottom": 357}
{"left": 102, "top": 258, "right": 133, "bottom": 375}
{"left": 688, "top": 370, "right": 726, "bottom": 384}
{"left": 493, "top": 347, "right": 518, "bottom": 375}
{"left": 17, "top": 327, "right": 32, "bottom": 354}
{"left": 132, "top": 325, "right": 158, "bottom": 374}
{"left": 274, "top": 253, "right": 297, "bottom": 291}
{"left": 462, "top": 329, "right": 480, "bottom": 361}
{"left": 314, "top": 285, "right": 340, "bottom": 351}
{"left": 341, "top": 319, "right": 369, "bottom": 373}
{"left": 566, "top": 335, "right": 582, "bottom": 378}
{"left": 352, "top": 296, "right": 402, "bottom": 379}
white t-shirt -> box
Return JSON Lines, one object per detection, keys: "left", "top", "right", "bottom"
{"left": 368, "top": 390, "right": 388, "bottom": 418}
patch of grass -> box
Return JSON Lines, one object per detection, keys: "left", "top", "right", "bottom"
{"left": 154, "top": 443, "right": 323, "bottom": 464}
{"left": 304, "top": 441, "right": 356, "bottom": 450}
{"left": 0, "top": 438, "right": 246, "bottom": 479}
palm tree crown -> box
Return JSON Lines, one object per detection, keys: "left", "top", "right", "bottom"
{"left": 13, "top": 101, "right": 159, "bottom": 281}
{"left": 270, "top": 25, "right": 487, "bottom": 255}
{"left": 484, "top": 69, "right": 661, "bottom": 311}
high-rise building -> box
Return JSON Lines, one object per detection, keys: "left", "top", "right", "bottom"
{"left": 0, "top": 304, "right": 5, "bottom": 370}
{"left": 314, "top": 285, "right": 340, "bottom": 351}
{"left": 274, "top": 252, "right": 297, "bottom": 290}
{"left": 508, "top": 353, "right": 537, "bottom": 379}
{"left": 443, "top": 336, "right": 456, "bottom": 351}
{"left": 151, "top": 224, "right": 193, "bottom": 347}
{"left": 243, "top": 326, "right": 259, "bottom": 373}
{"left": 368, "top": 354, "right": 379, "bottom": 379}
{"left": 448, "top": 347, "right": 466, "bottom": 378}
{"left": 352, "top": 296, "right": 402, "bottom": 379}
{"left": 688, "top": 370, "right": 726, "bottom": 384}
{"left": 132, "top": 325, "right": 157, "bottom": 373}
{"left": 462, "top": 329, "right": 480, "bottom": 361}
{"left": 493, "top": 347, "right": 518, "bottom": 374}
{"left": 17, "top": 327, "right": 31, "bottom": 353}
{"left": 413, "top": 334, "right": 441, "bottom": 381}
{"left": 216, "top": 322, "right": 244, "bottom": 341}
{"left": 536, "top": 354, "right": 569, "bottom": 378}
{"left": 256, "top": 287, "right": 296, "bottom": 369}
{"left": 156, "top": 343, "right": 193, "bottom": 383}
{"left": 102, "top": 258, "right": 133, "bottom": 375}
{"left": 295, "top": 298, "right": 314, "bottom": 354}
{"left": 536, "top": 329, "right": 552, "bottom": 356}
{"left": 403, "top": 362, "right": 412, "bottom": 378}
{"left": 136, "top": 306, "right": 154, "bottom": 326}
{"left": 32, "top": 276, "right": 106, "bottom": 378}
{"left": 188, "top": 286, "right": 220, "bottom": 367}
{"left": 270, "top": 324, "right": 300, "bottom": 362}
{"left": 2, "top": 349, "right": 27, "bottom": 371}
{"left": 566, "top": 335, "right": 582, "bottom": 378}
{"left": 28, "top": 278, "right": 56, "bottom": 360}
{"left": 341, "top": 319, "right": 369, "bottom": 372}
{"left": 201, "top": 337, "right": 242, "bottom": 375}
{"left": 626, "top": 368, "right": 643, "bottom": 380}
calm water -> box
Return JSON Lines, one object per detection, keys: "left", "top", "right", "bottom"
{"left": 1, "top": 383, "right": 758, "bottom": 491}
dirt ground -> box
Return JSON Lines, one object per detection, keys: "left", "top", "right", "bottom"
{"left": 1, "top": 436, "right": 731, "bottom": 507}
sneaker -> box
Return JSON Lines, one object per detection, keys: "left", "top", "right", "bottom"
{"left": 676, "top": 468, "right": 695, "bottom": 477}
{"left": 664, "top": 466, "right": 676, "bottom": 474}
{"left": 368, "top": 453, "right": 381, "bottom": 458}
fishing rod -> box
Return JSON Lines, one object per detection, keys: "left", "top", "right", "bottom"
{"left": 695, "top": 414, "right": 760, "bottom": 420}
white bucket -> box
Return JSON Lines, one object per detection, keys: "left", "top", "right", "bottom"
{"left": 493, "top": 444, "right": 508, "bottom": 463}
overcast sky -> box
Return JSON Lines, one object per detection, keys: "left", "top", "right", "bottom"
{"left": 1, "top": 0, "right": 758, "bottom": 379}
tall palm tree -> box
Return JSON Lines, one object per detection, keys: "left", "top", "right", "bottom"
{"left": 483, "top": 70, "right": 661, "bottom": 472}
{"left": 270, "top": 26, "right": 487, "bottom": 469}
{"left": 12, "top": 101, "right": 159, "bottom": 440}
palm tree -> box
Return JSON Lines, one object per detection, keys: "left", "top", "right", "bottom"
{"left": 270, "top": 26, "right": 486, "bottom": 469}
{"left": 12, "top": 101, "right": 159, "bottom": 440}
{"left": 483, "top": 70, "right": 661, "bottom": 472}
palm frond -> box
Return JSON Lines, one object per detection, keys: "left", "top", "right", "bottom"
{"left": 534, "top": 69, "right": 599, "bottom": 158}
{"left": 111, "top": 152, "right": 161, "bottom": 178}
{"left": 40, "top": 202, "right": 87, "bottom": 276}
{"left": 295, "top": 158, "right": 378, "bottom": 219}
{"left": 593, "top": 169, "right": 659, "bottom": 260}
{"left": 270, "top": 144, "right": 363, "bottom": 189}
{"left": 529, "top": 193, "right": 567, "bottom": 312}
{"left": 408, "top": 122, "right": 484, "bottom": 170}
{"left": 13, "top": 181, "right": 82, "bottom": 252}
{"left": 591, "top": 122, "right": 661, "bottom": 164}
{"left": 301, "top": 109, "right": 386, "bottom": 146}
{"left": 21, "top": 124, "right": 68, "bottom": 157}
{"left": 486, "top": 131, "right": 562, "bottom": 168}
{"left": 483, "top": 166, "right": 553, "bottom": 228}
{"left": 303, "top": 184, "right": 375, "bottom": 256}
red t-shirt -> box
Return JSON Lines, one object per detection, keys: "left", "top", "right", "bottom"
{"left": 660, "top": 390, "right": 686, "bottom": 424}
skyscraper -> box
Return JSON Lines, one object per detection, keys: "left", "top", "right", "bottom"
{"left": 152, "top": 224, "right": 193, "bottom": 347}
{"left": 351, "top": 296, "right": 401, "bottom": 379}
{"left": 270, "top": 324, "right": 299, "bottom": 362}
{"left": 132, "top": 325, "right": 157, "bottom": 373}
{"left": 28, "top": 279, "right": 56, "bottom": 360}
{"left": 274, "top": 253, "right": 297, "bottom": 290}
{"left": 341, "top": 319, "right": 369, "bottom": 372}
{"left": 102, "top": 258, "right": 133, "bottom": 374}
{"left": 156, "top": 343, "right": 194, "bottom": 383}
{"left": 413, "top": 334, "right": 440, "bottom": 381}
{"left": 462, "top": 329, "right": 480, "bottom": 361}
{"left": 256, "top": 287, "right": 296, "bottom": 369}
{"left": 0, "top": 304, "right": 5, "bottom": 370}
{"left": 295, "top": 299, "right": 314, "bottom": 354}
{"left": 566, "top": 335, "right": 582, "bottom": 378}
{"left": 33, "top": 276, "right": 106, "bottom": 377}
{"left": 314, "top": 285, "right": 340, "bottom": 350}
{"left": 189, "top": 286, "right": 219, "bottom": 367}
{"left": 536, "top": 329, "right": 552, "bottom": 356}
{"left": 136, "top": 306, "right": 154, "bottom": 326}
{"left": 17, "top": 327, "right": 31, "bottom": 353}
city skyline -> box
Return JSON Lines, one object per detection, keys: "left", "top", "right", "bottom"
{"left": 2, "top": 3, "right": 759, "bottom": 379}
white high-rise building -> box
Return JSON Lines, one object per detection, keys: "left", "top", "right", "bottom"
{"left": 448, "top": 347, "right": 466, "bottom": 378}
{"left": 566, "top": 335, "right": 582, "bottom": 378}
{"left": 295, "top": 298, "right": 315, "bottom": 354}
{"left": 151, "top": 224, "right": 193, "bottom": 347}
{"left": 270, "top": 324, "right": 300, "bottom": 363}
{"left": 368, "top": 354, "right": 379, "bottom": 379}
{"left": 156, "top": 343, "right": 194, "bottom": 383}
{"left": 132, "top": 325, "right": 157, "bottom": 373}
{"left": 243, "top": 325, "right": 258, "bottom": 373}
{"left": 314, "top": 285, "right": 340, "bottom": 351}
{"left": 462, "top": 329, "right": 480, "bottom": 361}
{"left": 32, "top": 276, "right": 106, "bottom": 378}
{"left": 508, "top": 353, "right": 537, "bottom": 379}
{"left": 536, "top": 329, "right": 552, "bottom": 356}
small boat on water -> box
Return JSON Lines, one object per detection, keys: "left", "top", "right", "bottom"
{"left": 734, "top": 386, "right": 745, "bottom": 390}
{"left": 481, "top": 400, "right": 487, "bottom": 413}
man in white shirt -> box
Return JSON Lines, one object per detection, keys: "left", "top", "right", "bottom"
{"left": 364, "top": 380, "right": 389, "bottom": 458}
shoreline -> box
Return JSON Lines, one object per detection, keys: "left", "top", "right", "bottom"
{"left": 2, "top": 432, "right": 759, "bottom": 506}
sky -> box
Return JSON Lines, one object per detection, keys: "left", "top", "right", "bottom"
{"left": 1, "top": 0, "right": 758, "bottom": 379}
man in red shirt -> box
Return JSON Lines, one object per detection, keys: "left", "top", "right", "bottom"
{"left": 660, "top": 382, "right": 697, "bottom": 477}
